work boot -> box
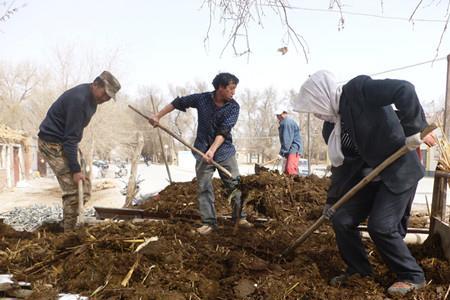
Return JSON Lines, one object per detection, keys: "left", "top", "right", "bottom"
{"left": 329, "top": 274, "right": 349, "bottom": 287}
{"left": 387, "top": 281, "right": 426, "bottom": 296}
{"left": 238, "top": 219, "right": 254, "bottom": 228}
{"left": 196, "top": 225, "right": 213, "bottom": 235}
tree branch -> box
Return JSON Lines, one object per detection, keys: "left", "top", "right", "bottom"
{"left": 203, "top": 0, "right": 309, "bottom": 62}
{"left": 0, "top": 1, "right": 26, "bottom": 23}
{"left": 409, "top": 0, "right": 424, "bottom": 22}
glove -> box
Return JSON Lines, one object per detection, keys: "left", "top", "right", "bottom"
{"left": 405, "top": 132, "right": 422, "bottom": 151}
{"left": 322, "top": 204, "right": 335, "bottom": 220}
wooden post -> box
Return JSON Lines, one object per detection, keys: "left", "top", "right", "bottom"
{"left": 430, "top": 170, "right": 450, "bottom": 231}
{"left": 443, "top": 54, "right": 450, "bottom": 138}
{"left": 429, "top": 170, "right": 450, "bottom": 262}
{"left": 151, "top": 96, "right": 173, "bottom": 184}
{"left": 124, "top": 132, "right": 144, "bottom": 207}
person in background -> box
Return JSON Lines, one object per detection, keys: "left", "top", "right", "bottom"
{"left": 38, "top": 71, "right": 121, "bottom": 231}
{"left": 148, "top": 72, "right": 252, "bottom": 235}
{"left": 295, "top": 70, "right": 436, "bottom": 296}
{"left": 276, "top": 110, "right": 303, "bottom": 175}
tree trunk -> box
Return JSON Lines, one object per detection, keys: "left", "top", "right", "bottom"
{"left": 124, "top": 132, "right": 144, "bottom": 207}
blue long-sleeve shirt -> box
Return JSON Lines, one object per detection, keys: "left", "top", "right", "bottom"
{"left": 278, "top": 117, "right": 303, "bottom": 157}
{"left": 171, "top": 92, "right": 239, "bottom": 162}
{"left": 38, "top": 84, "right": 97, "bottom": 172}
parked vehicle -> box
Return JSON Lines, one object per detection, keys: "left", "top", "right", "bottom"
{"left": 93, "top": 160, "right": 109, "bottom": 169}
{"left": 93, "top": 160, "right": 109, "bottom": 178}
{"left": 115, "top": 163, "right": 128, "bottom": 178}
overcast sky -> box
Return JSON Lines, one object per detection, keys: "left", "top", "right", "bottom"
{"left": 1, "top": 0, "right": 450, "bottom": 110}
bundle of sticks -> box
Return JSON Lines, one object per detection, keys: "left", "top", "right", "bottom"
{"left": 436, "top": 127, "right": 450, "bottom": 172}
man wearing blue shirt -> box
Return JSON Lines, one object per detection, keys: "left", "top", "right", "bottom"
{"left": 276, "top": 110, "right": 303, "bottom": 175}
{"left": 38, "top": 71, "right": 121, "bottom": 231}
{"left": 149, "top": 73, "right": 252, "bottom": 235}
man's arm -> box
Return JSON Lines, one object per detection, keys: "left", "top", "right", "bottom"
{"left": 149, "top": 103, "right": 175, "bottom": 127}
{"left": 204, "top": 135, "right": 225, "bottom": 163}
{"left": 62, "top": 97, "right": 85, "bottom": 182}
{"left": 149, "top": 94, "right": 201, "bottom": 127}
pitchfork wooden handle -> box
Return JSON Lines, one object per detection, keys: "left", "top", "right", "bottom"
{"left": 128, "top": 105, "right": 233, "bottom": 179}
{"left": 281, "top": 123, "right": 437, "bottom": 257}
{"left": 420, "top": 124, "right": 437, "bottom": 139}
{"left": 77, "top": 180, "right": 84, "bottom": 224}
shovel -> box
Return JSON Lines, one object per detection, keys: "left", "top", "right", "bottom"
{"left": 77, "top": 180, "right": 84, "bottom": 224}
{"left": 128, "top": 105, "right": 244, "bottom": 232}
{"left": 254, "top": 157, "right": 280, "bottom": 174}
{"left": 281, "top": 123, "right": 437, "bottom": 258}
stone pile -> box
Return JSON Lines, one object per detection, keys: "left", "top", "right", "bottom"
{"left": 1, "top": 205, "right": 95, "bottom": 232}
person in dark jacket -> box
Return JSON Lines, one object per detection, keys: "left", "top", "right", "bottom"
{"left": 38, "top": 71, "right": 121, "bottom": 231}
{"left": 148, "top": 73, "right": 253, "bottom": 235}
{"left": 294, "top": 70, "right": 436, "bottom": 296}
{"left": 275, "top": 110, "right": 303, "bottom": 175}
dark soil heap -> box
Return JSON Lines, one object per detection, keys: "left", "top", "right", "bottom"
{"left": 0, "top": 169, "right": 449, "bottom": 299}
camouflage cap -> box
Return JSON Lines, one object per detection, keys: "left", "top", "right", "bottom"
{"left": 99, "top": 71, "right": 121, "bottom": 99}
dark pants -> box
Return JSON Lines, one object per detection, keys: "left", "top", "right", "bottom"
{"left": 332, "top": 181, "right": 425, "bottom": 283}
{"left": 195, "top": 155, "right": 245, "bottom": 226}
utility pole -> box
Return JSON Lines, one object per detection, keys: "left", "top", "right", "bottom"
{"left": 443, "top": 54, "right": 450, "bottom": 137}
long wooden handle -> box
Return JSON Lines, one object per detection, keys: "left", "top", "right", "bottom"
{"left": 281, "top": 123, "right": 437, "bottom": 257}
{"left": 128, "top": 105, "right": 233, "bottom": 179}
{"left": 78, "top": 180, "right": 84, "bottom": 224}
{"left": 259, "top": 157, "right": 280, "bottom": 167}
{"left": 150, "top": 97, "right": 173, "bottom": 184}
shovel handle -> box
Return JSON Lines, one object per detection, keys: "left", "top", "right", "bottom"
{"left": 77, "top": 179, "right": 84, "bottom": 223}
{"left": 259, "top": 157, "right": 280, "bottom": 167}
{"left": 281, "top": 123, "right": 437, "bottom": 257}
{"left": 128, "top": 105, "right": 233, "bottom": 179}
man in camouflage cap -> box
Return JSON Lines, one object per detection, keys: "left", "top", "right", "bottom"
{"left": 38, "top": 71, "right": 121, "bottom": 231}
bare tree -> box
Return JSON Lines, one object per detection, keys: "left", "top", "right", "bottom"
{"left": 0, "top": 1, "right": 26, "bottom": 23}
{"left": 202, "top": 0, "right": 310, "bottom": 61}
{"left": 0, "top": 61, "right": 42, "bottom": 130}
{"left": 203, "top": 0, "right": 450, "bottom": 61}
{"left": 236, "top": 87, "right": 282, "bottom": 161}
{"left": 81, "top": 97, "right": 137, "bottom": 160}
{"left": 132, "top": 88, "right": 170, "bottom": 163}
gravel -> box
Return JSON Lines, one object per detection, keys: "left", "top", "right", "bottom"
{"left": 0, "top": 205, "right": 95, "bottom": 232}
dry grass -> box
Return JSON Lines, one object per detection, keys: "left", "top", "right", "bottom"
{"left": 436, "top": 127, "right": 450, "bottom": 172}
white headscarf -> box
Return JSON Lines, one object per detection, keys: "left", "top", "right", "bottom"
{"left": 293, "top": 70, "right": 344, "bottom": 167}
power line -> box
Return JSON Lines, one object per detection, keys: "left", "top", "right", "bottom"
{"left": 285, "top": 5, "right": 448, "bottom": 23}
{"left": 336, "top": 56, "right": 448, "bottom": 84}
{"left": 368, "top": 56, "right": 447, "bottom": 77}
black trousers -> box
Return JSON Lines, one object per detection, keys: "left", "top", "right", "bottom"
{"left": 331, "top": 181, "right": 425, "bottom": 283}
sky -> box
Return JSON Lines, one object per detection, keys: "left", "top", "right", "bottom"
{"left": 1, "top": 0, "right": 450, "bottom": 110}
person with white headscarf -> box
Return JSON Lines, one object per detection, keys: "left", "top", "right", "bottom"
{"left": 294, "top": 70, "right": 436, "bottom": 296}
